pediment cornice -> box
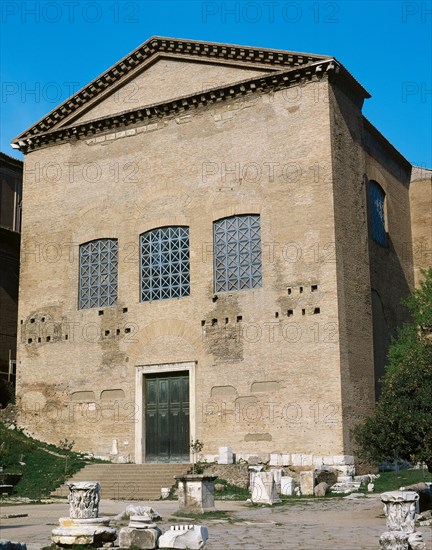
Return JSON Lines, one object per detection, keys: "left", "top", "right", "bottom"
{"left": 12, "top": 37, "right": 330, "bottom": 146}
{"left": 12, "top": 38, "right": 371, "bottom": 153}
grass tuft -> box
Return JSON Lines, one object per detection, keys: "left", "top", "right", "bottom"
{"left": 0, "top": 422, "right": 105, "bottom": 499}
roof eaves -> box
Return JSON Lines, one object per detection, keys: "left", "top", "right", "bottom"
{"left": 12, "top": 36, "right": 330, "bottom": 143}
{"left": 12, "top": 58, "right": 337, "bottom": 152}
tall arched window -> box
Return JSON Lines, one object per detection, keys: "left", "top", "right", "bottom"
{"left": 79, "top": 238, "right": 118, "bottom": 309}
{"left": 213, "top": 214, "right": 262, "bottom": 293}
{"left": 369, "top": 181, "right": 387, "bottom": 246}
{"left": 140, "top": 226, "right": 190, "bottom": 302}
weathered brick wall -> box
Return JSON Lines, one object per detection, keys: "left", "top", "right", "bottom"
{"left": 328, "top": 82, "right": 377, "bottom": 455}
{"left": 328, "top": 79, "right": 414, "bottom": 453}
{"left": 364, "top": 124, "right": 414, "bottom": 399}
{"left": 16, "top": 71, "right": 346, "bottom": 461}
{"left": 409, "top": 167, "right": 432, "bottom": 286}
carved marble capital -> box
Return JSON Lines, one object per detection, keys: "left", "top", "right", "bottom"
{"left": 381, "top": 490, "right": 419, "bottom": 533}
{"left": 67, "top": 481, "right": 100, "bottom": 519}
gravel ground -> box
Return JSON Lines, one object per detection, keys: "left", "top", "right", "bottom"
{"left": 0, "top": 495, "right": 431, "bottom": 549}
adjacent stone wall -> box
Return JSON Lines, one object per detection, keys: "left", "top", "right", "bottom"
{"left": 410, "top": 167, "right": 432, "bottom": 286}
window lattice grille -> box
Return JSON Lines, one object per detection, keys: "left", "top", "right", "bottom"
{"left": 214, "top": 215, "right": 262, "bottom": 293}
{"left": 370, "top": 182, "right": 387, "bottom": 246}
{"left": 140, "top": 226, "right": 190, "bottom": 302}
{"left": 79, "top": 239, "right": 118, "bottom": 309}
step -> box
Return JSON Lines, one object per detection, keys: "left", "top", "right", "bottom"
{"left": 52, "top": 463, "right": 191, "bottom": 500}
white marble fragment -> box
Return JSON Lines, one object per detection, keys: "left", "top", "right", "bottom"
{"left": 251, "top": 471, "right": 281, "bottom": 504}
{"left": 280, "top": 476, "right": 296, "bottom": 496}
{"left": 158, "top": 524, "right": 208, "bottom": 549}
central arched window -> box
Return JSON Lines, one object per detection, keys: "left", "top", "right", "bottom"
{"left": 79, "top": 238, "right": 118, "bottom": 309}
{"left": 140, "top": 226, "right": 190, "bottom": 302}
{"left": 213, "top": 214, "right": 262, "bottom": 293}
{"left": 369, "top": 181, "right": 387, "bottom": 246}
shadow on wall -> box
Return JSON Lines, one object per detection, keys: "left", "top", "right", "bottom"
{"left": 371, "top": 289, "right": 390, "bottom": 399}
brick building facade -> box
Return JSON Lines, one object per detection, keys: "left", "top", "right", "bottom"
{"left": 10, "top": 37, "right": 431, "bottom": 466}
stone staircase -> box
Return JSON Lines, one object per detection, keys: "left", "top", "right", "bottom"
{"left": 52, "top": 463, "right": 191, "bottom": 500}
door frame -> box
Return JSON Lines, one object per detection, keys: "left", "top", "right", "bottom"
{"left": 134, "top": 361, "right": 196, "bottom": 464}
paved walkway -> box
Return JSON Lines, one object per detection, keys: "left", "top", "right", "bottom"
{"left": 1, "top": 496, "right": 431, "bottom": 549}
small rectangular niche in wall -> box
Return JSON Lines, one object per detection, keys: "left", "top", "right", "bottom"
{"left": 125, "top": 327, "right": 131, "bottom": 334}
{"left": 275, "top": 312, "right": 279, "bottom": 318}
{"left": 27, "top": 338, "right": 32, "bottom": 344}
{"left": 105, "top": 330, "right": 110, "bottom": 336}
{"left": 101, "top": 389, "right": 125, "bottom": 400}
{"left": 299, "top": 286, "right": 304, "bottom": 293}
{"left": 212, "top": 319, "right": 218, "bottom": 326}
{"left": 37, "top": 337, "right": 41, "bottom": 343}
{"left": 41, "top": 317, "right": 45, "bottom": 322}
{"left": 225, "top": 318, "right": 229, "bottom": 324}
{"left": 122, "top": 307, "right": 128, "bottom": 313}
{"left": 236, "top": 315, "right": 243, "bottom": 322}
{"left": 30, "top": 318, "right": 35, "bottom": 323}
{"left": 287, "top": 288, "right": 292, "bottom": 295}
{"left": 65, "top": 334, "right": 68, "bottom": 340}
{"left": 313, "top": 307, "right": 321, "bottom": 314}
{"left": 302, "top": 309, "right": 306, "bottom": 315}
{"left": 311, "top": 285, "right": 318, "bottom": 292}
{"left": 287, "top": 309, "right": 293, "bottom": 317}
{"left": 46, "top": 336, "right": 51, "bottom": 342}
{"left": 71, "top": 390, "right": 96, "bottom": 402}
{"left": 116, "top": 328, "right": 120, "bottom": 335}
{"left": 201, "top": 320, "right": 206, "bottom": 327}
{"left": 98, "top": 310, "right": 104, "bottom": 316}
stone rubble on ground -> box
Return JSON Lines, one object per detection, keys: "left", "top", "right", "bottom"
{"left": 404, "top": 482, "right": 432, "bottom": 512}
{"left": 330, "top": 481, "right": 361, "bottom": 494}
{"left": 118, "top": 514, "right": 161, "bottom": 549}
{"left": 250, "top": 471, "right": 281, "bottom": 504}
{"left": 270, "top": 468, "right": 283, "bottom": 493}
{"left": 314, "top": 482, "right": 329, "bottom": 497}
{"left": 158, "top": 524, "right": 208, "bottom": 550}
{"left": 299, "top": 471, "right": 315, "bottom": 496}
{"left": 114, "top": 505, "right": 161, "bottom": 522}
{"left": 379, "top": 490, "right": 426, "bottom": 550}
{"left": 280, "top": 476, "right": 296, "bottom": 496}
{"left": 218, "top": 446, "right": 233, "bottom": 465}
{"left": 51, "top": 481, "right": 117, "bottom": 547}
{"left": 175, "top": 475, "right": 217, "bottom": 513}
{"left": 416, "top": 509, "right": 432, "bottom": 527}
{"left": 161, "top": 488, "right": 170, "bottom": 499}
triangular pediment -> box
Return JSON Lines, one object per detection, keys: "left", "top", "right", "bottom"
{"left": 12, "top": 36, "right": 329, "bottom": 143}
{"left": 70, "top": 56, "right": 274, "bottom": 125}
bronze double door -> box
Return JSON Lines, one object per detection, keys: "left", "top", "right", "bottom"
{"left": 145, "top": 372, "right": 190, "bottom": 463}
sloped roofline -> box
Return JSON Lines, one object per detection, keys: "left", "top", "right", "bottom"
{"left": 11, "top": 57, "right": 371, "bottom": 153}
{"left": 12, "top": 36, "right": 332, "bottom": 143}
{"left": 363, "top": 116, "right": 411, "bottom": 171}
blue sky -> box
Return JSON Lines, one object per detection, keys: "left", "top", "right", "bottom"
{"left": 1, "top": 0, "right": 431, "bottom": 167}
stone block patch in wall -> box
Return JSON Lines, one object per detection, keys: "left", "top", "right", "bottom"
{"left": 100, "top": 389, "right": 125, "bottom": 400}
{"left": 70, "top": 391, "right": 95, "bottom": 402}
{"left": 244, "top": 433, "right": 272, "bottom": 442}
{"left": 211, "top": 385, "right": 237, "bottom": 399}
{"left": 250, "top": 381, "right": 280, "bottom": 393}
